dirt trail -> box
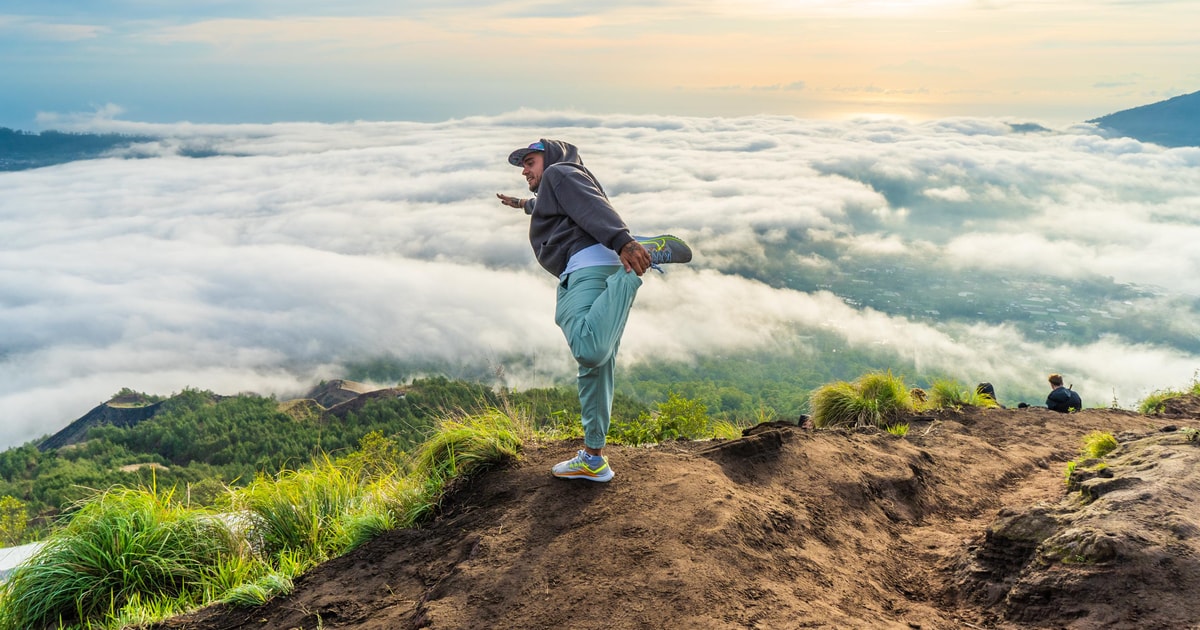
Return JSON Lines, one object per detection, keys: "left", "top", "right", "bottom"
{"left": 156, "top": 402, "right": 1200, "bottom": 629}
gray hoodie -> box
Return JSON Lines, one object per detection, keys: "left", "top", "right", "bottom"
{"left": 522, "top": 139, "right": 635, "bottom": 277}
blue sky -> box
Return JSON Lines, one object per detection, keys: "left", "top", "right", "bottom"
{"left": 2, "top": 0, "right": 1199, "bottom": 129}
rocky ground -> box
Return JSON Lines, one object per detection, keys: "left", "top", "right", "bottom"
{"left": 154, "top": 398, "right": 1200, "bottom": 629}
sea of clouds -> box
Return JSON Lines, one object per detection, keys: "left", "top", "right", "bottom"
{"left": 3, "top": 109, "right": 1200, "bottom": 448}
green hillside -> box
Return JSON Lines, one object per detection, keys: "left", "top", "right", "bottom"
{"left": 0, "top": 127, "right": 155, "bottom": 170}
{"left": 0, "top": 377, "right": 649, "bottom": 543}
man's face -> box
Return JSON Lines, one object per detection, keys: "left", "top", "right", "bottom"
{"left": 522, "top": 152, "right": 544, "bottom": 192}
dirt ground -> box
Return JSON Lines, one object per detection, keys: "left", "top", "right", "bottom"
{"left": 154, "top": 399, "right": 1200, "bottom": 630}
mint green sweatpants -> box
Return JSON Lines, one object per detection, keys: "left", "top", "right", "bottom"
{"left": 554, "top": 265, "right": 643, "bottom": 450}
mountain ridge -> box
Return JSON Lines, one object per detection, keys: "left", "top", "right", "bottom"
{"left": 1089, "top": 89, "right": 1200, "bottom": 147}
{"left": 35, "top": 380, "right": 393, "bottom": 452}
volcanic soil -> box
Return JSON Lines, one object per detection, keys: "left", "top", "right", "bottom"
{"left": 154, "top": 398, "right": 1200, "bottom": 630}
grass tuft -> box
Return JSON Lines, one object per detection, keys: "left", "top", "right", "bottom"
{"left": 810, "top": 371, "right": 913, "bottom": 429}
{"left": 235, "top": 458, "right": 360, "bottom": 567}
{"left": 0, "top": 486, "right": 246, "bottom": 630}
{"left": 1138, "top": 389, "right": 1178, "bottom": 414}
{"left": 413, "top": 410, "right": 523, "bottom": 480}
{"left": 1081, "top": 431, "right": 1119, "bottom": 459}
{"left": 925, "top": 378, "right": 1000, "bottom": 410}
{"left": 221, "top": 572, "right": 294, "bottom": 607}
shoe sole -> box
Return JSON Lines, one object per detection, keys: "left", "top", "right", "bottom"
{"left": 552, "top": 470, "right": 614, "bottom": 482}
{"left": 638, "top": 235, "right": 692, "bottom": 265}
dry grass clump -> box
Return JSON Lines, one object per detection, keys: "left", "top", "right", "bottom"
{"left": 810, "top": 371, "right": 914, "bottom": 429}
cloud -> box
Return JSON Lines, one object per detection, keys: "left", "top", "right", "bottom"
{"left": 4, "top": 109, "right": 1200, "bottom": 448}
{"left": 751, "top": 81, "right": 807, "bottom": 92}
{"left": 0, "top": 18, "right": 106, "bottom": 41}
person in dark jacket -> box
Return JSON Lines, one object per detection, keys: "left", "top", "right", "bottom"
{"left": 976, "top": 382, "right": 1005, "bottom": 408}
{"left": 1045, "top": 373, "right": 1082, "bottom": 413}
{"left": 497, "top": 140, "right": 691, "bottom": 482}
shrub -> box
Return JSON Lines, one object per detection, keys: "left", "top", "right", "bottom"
{"left": 412, "top": 410, "right": 523, "bottom": 480}
{"left": 609, "top": 393, "right": 712, "bottom": 446}
{"left": 926, "top": 378, "right": 1000, "bottom": 410}
{"left": 810, "top": 371, "right": 913, "bottom": 429}
{"left": 710, "top": 420, "right": 743, "bottom": 440}
{"left": 1138, "top": 389, "right": 1180, "bottom": 414}
{"left": 235, "top": 459, "right": 361, "bottom": 567}
{"left": 0, "top": 486, "right": 247, "bottom": 630}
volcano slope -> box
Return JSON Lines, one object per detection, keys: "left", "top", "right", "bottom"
{"left": 155, "top": 400, "right": 1200, "bottom": 630}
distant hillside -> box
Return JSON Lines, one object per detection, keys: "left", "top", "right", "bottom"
{"left": 1089, "top": 89, "right": 1200, "bottom": 147}
{"left": 0, "top": 127, "right": 155, "bottom": 171}
{"left": 35, "top": 380, "right": 387, "bottom": 452}
{"left": 37, "top": 399, "right": 165, "bottom": 452}
{"left": 1, "top": 377, "right": 629, "bottom": 534}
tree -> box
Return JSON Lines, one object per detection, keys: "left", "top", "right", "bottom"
{"left": 0, "top": 495, "right": 28, "bottom": 546}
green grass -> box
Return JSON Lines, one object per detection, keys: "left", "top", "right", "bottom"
{"left": 1137, "top": 376, "right": 1200, "bottom": 414}
{"left": 810, "top": 371, "right": 914, "bottom": 429}
{"left": 1138, "top": 389, "right": 1177, "bottom": 414}
{"left": 235, "top": 458, "right": 362, "bottom": 568}
{"left": 413, "top": 409, "right": 523, "bottom": 478}
{"left": 1064, "top": 432, "right": 1120, "bottom": 489}
{"left": 0, "top": 380, "right": 944, "bottom": 629}
{"left": 221, "top": 571, "right": 294, "bottom": 607}
{"left": 0, "top": 410, "right": 528, "bottom": 630}
{"left": 925, "top": 378, "right": 1000, "bottom": 410}
{"left": 1081, "top": 431, "right": 1119, "bottom": 459}
{"left": 1063, "top": 460, "right": 1077, "bottom": 484}
{"left": 0, "top": 485, "right": 252, "bottom": 630}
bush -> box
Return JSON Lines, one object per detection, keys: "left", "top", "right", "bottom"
{"left": 609, "top": 393, "right": 711, "bottom": 446}
{"left": 926, "top": 378, "right": 1000, "bottom": 410}
{"left": 1138, "top": 388, "right": 1180, "bottom": 414}
{"left": 810, "top": 371, "right": 914, "bottom": 429}
{"left": 413, "top": 410, "right": 523, "bottom": 480}
{"left": 235, "top": 460, "right": 361, "bottom": 567}
{"left": 0, "top": 486, "right": 247, "bottom": 630}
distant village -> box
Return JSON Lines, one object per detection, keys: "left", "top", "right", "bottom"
{"left": 797, "top": 262, "right": 1149, "bottom": 343}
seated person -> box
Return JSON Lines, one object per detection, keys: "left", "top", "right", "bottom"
{"left": 975, "top": 382, "right": 1005, "bottom": 408}
{"left": 1045, "top": 373, "right": 1082, "bottom": 413}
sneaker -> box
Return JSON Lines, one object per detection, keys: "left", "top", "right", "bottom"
{"left": 552, "top": 450, "right": 614, "bottom": 482}
{"left": 636, "top": 235, "right": 692, "bottom": 272}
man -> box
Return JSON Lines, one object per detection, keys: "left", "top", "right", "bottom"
{"left": 497, "top": 139, "right": 691, "bottom": 482}
{"left": 1046, "top": 373, "right": 1082, "bottom": 413}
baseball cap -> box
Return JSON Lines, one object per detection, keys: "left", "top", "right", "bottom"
{"left": 508, "top": 141, "right": 545, "bottom": 166}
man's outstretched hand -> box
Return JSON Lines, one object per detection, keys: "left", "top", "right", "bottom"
{"left": 496, "top": 193, "right": 523, "bottom": 209}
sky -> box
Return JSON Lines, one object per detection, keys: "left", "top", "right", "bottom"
{"left": 3, "top": 111, "right": 1200, "bottom": 449}
{"left": 2, "top": 0, "right": 1200, "bottom": 129}
{"left": 3, "top": 1, "right": 1200, "bottom": 449}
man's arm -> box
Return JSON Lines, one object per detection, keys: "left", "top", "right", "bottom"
{"left": 545, "top": 167, "right": 636, "bottom": 253}
{"left": 496, "top": 193, "right": 534, "bottom": 214}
